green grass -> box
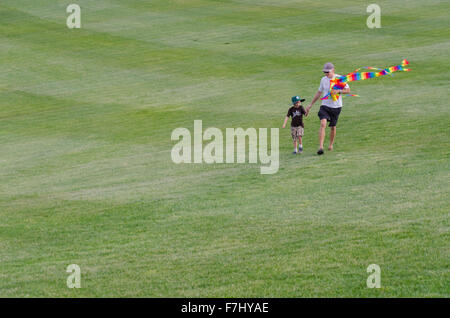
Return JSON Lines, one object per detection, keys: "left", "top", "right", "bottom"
{"left": 0, "top": 0, "right": 449, "bottom": 297}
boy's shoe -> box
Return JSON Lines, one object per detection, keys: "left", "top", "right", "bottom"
{"left": 317, "top": 148, "right": 324, "bottom": 155}
{"left": 298, "top": 146, "right": 303, "bottom": 153}
{"left": 292, "top": 151, "right": 297, "bottom": 155}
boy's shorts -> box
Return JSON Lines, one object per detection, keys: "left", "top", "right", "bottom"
{"left": 291, "top": 126, "right": 304, "bottom": 139}
{"left": 318, "top": 105, "right": 342, "bottom": 127}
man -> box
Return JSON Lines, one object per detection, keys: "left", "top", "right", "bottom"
{"left": 306, "top": 62, "right": 350, "bottom": 155}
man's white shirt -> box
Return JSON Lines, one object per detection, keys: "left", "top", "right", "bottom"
{"left": 318, "top": 75, "right": 349, "bottom": 108}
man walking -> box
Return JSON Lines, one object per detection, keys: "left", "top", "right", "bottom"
{"left": 306, "top": 62, "right": 350, "bottom": 155}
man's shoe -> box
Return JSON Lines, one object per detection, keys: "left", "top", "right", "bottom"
{"left": 298, "top": 146, "right": 303, "bottom": 153}
{"left": 317, "top": 148, "right": 324, "bottom": 155}
{"left": 292, "top": 151, "right": 297, "bottom": 155}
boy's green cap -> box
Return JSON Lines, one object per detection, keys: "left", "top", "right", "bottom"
{"left": 292, "top": 95, "right": 305, "bottom": 104}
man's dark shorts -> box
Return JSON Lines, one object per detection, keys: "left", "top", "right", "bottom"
{"left": 318, "top": 105, "right": 342, "bottom": 127}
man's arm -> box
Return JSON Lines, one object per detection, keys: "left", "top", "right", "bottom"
{"left": 331, "top": 87, "right": 350, "bottom": 95}
{"left": 306, "top": 91, "right": 322, "bottom": 115}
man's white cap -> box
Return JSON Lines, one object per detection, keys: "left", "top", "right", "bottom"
{"left": 322, "top": 62, "right": 334, "bottom": 72}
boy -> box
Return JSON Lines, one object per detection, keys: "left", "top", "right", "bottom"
{"left": 282, "top": 95, "right": 307, "bottom": 154}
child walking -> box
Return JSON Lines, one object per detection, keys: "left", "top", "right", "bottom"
{"left": 282, "top": 95, "right": 307, "bottom": 154}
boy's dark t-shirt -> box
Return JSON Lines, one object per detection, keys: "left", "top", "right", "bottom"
{"left": 287, "top": 106, "right": 306, "bottom": 127}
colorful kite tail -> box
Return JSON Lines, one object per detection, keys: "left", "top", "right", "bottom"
{"left": 321, "top": 59, "right": 411, "bottom": 101}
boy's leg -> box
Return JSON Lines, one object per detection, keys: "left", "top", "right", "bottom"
{"left": 291, "top": 127, "right": 298, "bottom": 153}
{"left": 298, "top": 136, "right": 303, "bottom": 152}
{"left": 293, "top": 139, "right": 297, "bottom": 153}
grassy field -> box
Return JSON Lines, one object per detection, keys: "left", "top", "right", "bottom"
{"left": 0, "top": 0, "right": 449, "bottom": 297}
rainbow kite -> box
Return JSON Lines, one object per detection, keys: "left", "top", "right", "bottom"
{"left": 321, "top": 59, "right": 411, "bottom": 101}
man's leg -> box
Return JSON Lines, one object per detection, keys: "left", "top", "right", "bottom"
{"left": 319, "top": 119, "right": 327, "bottom": 151}
{"left": 329, "top": 126, "right": 336, "bottom": 151}
{"left": 298, "top": 136, "right": 303, "bottom": 152}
